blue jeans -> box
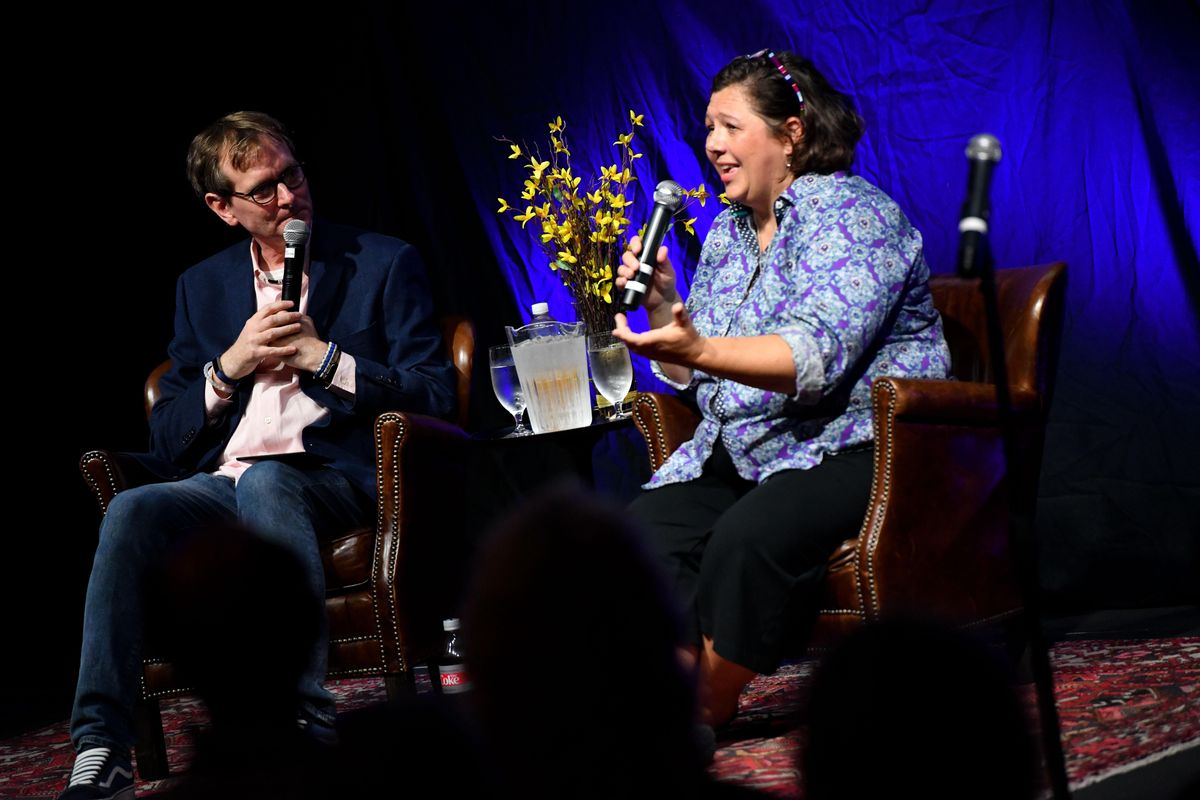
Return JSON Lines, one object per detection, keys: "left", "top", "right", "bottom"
{"left": 70, "top": 460, "right": 371, "bottom": 752}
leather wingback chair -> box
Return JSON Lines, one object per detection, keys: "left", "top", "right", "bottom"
{"left": 632, "top": 263, "right": 1067, "bottom": 651}
{"left": 79, "top": 316, "right": 475, "bottom": 779}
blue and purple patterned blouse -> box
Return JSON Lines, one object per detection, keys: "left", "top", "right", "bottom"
{"left": 647, "top": 171, "right": 950, "bottom": 489}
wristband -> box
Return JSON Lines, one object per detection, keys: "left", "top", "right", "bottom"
{"left": 213, "top": 355, "right": 243, "bottom": 388}
{"left": 204, "top": 361, "right": 236, "bottom": 397}
{"left": 316, "top": 342, "right": 340, "bottom": 385}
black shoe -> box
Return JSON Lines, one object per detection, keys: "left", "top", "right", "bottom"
{"left": 296, "top": 714, "right": 339, "bottom": 747}
{"left": 57, "top": 746, "right": 134, "bottom": 800}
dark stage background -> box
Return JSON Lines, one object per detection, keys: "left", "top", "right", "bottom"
{"left": 5, "top": 1, "right": 1196, "bottom": 736}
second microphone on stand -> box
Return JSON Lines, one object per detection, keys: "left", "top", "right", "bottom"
{"left": 956, "top": 134, "right": 1002, "bottom": 278}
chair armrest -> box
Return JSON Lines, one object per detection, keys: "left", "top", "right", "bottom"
{"left": 372, "top": 411, "right": 471, "bottom": 668}
{"left": 632, "top": 392, "right": 702, "bottom": 473}
{"left": 854, "top": 377, "right": 1028, "bottom": 624}
{"left": 79, "top": 451, "right": 178, "bottom": 514}
{"left": 880, "top": 377, "right": 1039, "bottom": 423}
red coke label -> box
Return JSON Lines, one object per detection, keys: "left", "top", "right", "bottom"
{"left": 439, "top": 662, "right": 471, "bottom": 694}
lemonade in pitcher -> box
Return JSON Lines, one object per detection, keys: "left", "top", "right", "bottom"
{"left": 506, "top": 320, "right": 593, "bottom": 433}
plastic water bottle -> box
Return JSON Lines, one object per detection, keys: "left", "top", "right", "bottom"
{"left": 528, "top": 302, "right": 559, "bottom": 340}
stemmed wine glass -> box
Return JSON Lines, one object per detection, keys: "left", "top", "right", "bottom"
{"left": 587, "top": 332, "right": 634, "bottom": 419}
{"left": 489, "top": 345, "right": 530, "bottom": 436}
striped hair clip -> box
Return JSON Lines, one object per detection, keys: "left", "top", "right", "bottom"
{"left": 747, "top": 49, "right": 806, "bottom": 115}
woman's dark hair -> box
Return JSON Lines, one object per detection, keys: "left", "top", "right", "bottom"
{"left": 712, "top": 51, "right": 864, "bottom": 175}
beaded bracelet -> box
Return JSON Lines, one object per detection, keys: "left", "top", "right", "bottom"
{"left": 316, "top": 342, "right": 340, "bottom": 385}
{"left": 204, "top": 361, "right": 236, "bottom": 397}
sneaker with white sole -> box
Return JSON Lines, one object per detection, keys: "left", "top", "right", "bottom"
{"left": 57, "top": 746, "right": 134, "bottom": 800}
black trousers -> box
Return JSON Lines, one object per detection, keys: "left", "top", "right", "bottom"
{"left": 630, "top": 440, "right": 874, "bottom": 674}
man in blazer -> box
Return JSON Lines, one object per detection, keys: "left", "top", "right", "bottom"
{"left": 61, "top": 112, "right": 456, "bottom": 800}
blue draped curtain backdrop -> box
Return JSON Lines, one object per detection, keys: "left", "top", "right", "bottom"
{"left": 426, "top": 0, "right": 1198, "bottom": 607}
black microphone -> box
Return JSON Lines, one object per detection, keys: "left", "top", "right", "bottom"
{"left": 956, "top": 134, "right": 1002, "bottom": 277}
{"left": 620, "top": 179, "right": 685, "bottom": 311}
{"left": 282, "top": 219, "right": 309, "bottom": 309}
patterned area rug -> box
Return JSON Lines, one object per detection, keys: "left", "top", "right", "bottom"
{"left": 2, "top": 637, "right": 1196, "bottom": 798}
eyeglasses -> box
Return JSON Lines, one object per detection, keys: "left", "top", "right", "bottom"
{"left": 229, "top": 163, "right": 306, "bottom": 205}
{"left": 746, "top": 49, "right": 806, "bottom": 115}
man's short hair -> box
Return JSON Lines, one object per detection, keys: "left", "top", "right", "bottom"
{"left": 186, "top": 111, "right": 297, "bottom": 198}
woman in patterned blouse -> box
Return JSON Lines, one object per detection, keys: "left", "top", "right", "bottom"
{"left": 614, "top": 51, "right": 951, "bottom": 730}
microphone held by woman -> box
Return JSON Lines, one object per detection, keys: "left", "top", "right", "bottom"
{"left": 620, "top": 179, "right": 685, "bottom": 311}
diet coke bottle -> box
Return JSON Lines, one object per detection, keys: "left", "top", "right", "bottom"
{"left": 435, "top": 618, "right": 471, "bottom": 695}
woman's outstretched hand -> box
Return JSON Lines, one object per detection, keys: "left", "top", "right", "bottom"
{"left": 613, "top": 303, "right": 706, "bottom": 368}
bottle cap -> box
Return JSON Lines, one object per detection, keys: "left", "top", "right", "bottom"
{"left": 442, "top": 618, "right": 461, "bottom": 631}
{"left": 531, "top": 302, "right": 549, "bottom": 316}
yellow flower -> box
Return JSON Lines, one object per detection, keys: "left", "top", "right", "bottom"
{"left": 719, "top": 192, "right": 731, "bottom": 205}
{"left": 498, "top": 110, "right": 708, "bottom": 322}
{"left": 595, "top": 278, "right": 613, "bottom": 303}
{"left": 514, "top": 206, "right": 536, "bottom": 227}
{"left": 528, "top": 159, "right": 551, "bottom": 181}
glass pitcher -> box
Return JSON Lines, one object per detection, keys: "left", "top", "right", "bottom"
{"left": 505, "top": 320, "right": 593, "bottom": 433}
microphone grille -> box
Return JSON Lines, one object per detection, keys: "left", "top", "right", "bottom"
{"left": 966, "top": 133, "right": 1002, "bottom": 162}
{"left": 654, "top": 179, "right": 685, "bottom": 212}
{"left": 283, "top": 219, "right": 311, "bottom": 245}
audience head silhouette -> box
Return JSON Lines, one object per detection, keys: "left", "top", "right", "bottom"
{"left": 803, "top": 617, "right": 1036, "bottom": 800}
{"left": 462, "top": 487, "right": 706, "bottom": 797}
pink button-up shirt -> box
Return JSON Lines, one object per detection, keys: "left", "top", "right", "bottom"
{"left": 204, "top": 239, "right": 356, "bottom": 483}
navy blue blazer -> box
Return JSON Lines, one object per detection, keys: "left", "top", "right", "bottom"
{"left": 148, "top": 220, "right": 457, "bottom": 499}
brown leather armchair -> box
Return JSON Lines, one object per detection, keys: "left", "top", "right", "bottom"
{"left": 632, "top": 263, "right": 1067, "bottom": 650}
{"left": 79, "top": 316, "right": 475, "bottom": 779}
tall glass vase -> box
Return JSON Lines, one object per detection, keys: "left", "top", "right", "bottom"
{"left": 570, "top": 292, "right": 616, "bottom": 336}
